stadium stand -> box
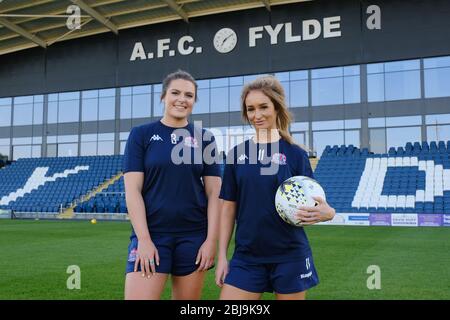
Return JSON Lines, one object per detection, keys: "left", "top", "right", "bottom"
{"left": 314, "top": 141, "right": 450, "bottom": 214}
{"left": 0, "top": 155, "right": 123, "bottom": 214}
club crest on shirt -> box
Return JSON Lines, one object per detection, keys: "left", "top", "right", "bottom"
{"left": 128, "top": 248, "right": 137, "bottom": 262}
{"left": 184, "top": 136, "right": 199, "bottom": 148}
{"left": 271, "top": 153, "right": 287, "bottom": 165}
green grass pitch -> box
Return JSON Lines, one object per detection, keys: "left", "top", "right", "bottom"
{"left": 0, "top": 219, "right": 449, "bottom": 300}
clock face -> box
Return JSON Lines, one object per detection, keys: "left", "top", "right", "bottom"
{"left": 213, "top": 28, "right": 238, "bottom": 54}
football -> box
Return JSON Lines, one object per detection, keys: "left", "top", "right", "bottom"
{"left": 275, "top": 176, "right": 326, "bottom": 226}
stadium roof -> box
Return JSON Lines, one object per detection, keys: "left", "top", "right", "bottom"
{"left": 0, "top": 0, "right": 312, "bottom": 56}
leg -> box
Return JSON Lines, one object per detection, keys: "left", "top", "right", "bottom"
{"left": 124, "top": 272, "right": 169, "bottom": 300}
{"left": 275, "top": 291, "right": 306, "bottom": 300}
{"left": 220, "top": 284, "right": 262, "bottom": 300}
{"left": 171, "top": 271, "right": 207, "bottom": 300}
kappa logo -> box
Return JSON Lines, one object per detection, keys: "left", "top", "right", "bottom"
{"left": 238, "top": 154, "right": 249, "bottom": 162}
{"left": 150, "top": 134, "right": 163, "bottom": 142}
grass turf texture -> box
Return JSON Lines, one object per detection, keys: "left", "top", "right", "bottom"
{"left": 0, "top": 219, "right": 449, "bottom": 300}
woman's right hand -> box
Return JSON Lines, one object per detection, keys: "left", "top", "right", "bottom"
{"left": 134, "top": 238, "right": 159, "bottom": 278}
{"left": 215, "top": 256, "right": 229, "bottom": 287}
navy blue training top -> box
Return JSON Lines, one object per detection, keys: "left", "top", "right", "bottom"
{"left": 219, "top": 138, "right": 314, "bottom": 263}
{"left": 123, "top": 120, "right": 221, "bottom": 235}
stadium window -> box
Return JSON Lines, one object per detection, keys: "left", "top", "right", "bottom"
{"left": 97, "top": 140, "right": 114, "bottom": 155}
{"left": 313, "top": 130, "right": 344, "bottom": 157}
{"left": 427, "top": 125, "right": 450, "bottom": 142}
{"left": 210, "top": 87, "right": 229, "bottom": 113}
{"left": 385, "top": 70, "right": 421, "bottom": 101}
{"left": 0, "top": 138, "right": 10, "bottom": 159}
{"left": 82, "top": 97, "right": 98, "bottom": 121}
{"left": 193, "top": 88, "right": 210, "bottom": 114}
{"left": 47, "top": 101, "right": 58, "bottom": 124}
{"left": 312, "top": 120, "right": 344, "bottom": 131}
{"left": 120, "top": 95, "right": 132, "bottom": 119}
{"left": 152, "top": 84, "right": 163, "bottom": 117}
{"left": 98, "top": 96, "right": 115, "bottom": 120}
{"left": 424, "top": 56, "right": 450, "bottom": 98}
{"left": 0, "top": 104, "right": 12, "bottom": 127}
{"left": 385, "top": 116, "right": 422, "bottom": 127}
{"left": 13, "top": 145, "right": 32, "bottom": 160}
{"left": 58, "top": 143, "right": 78, "bottom": 157}
{"left": 32, "top": 145, "right": 41, "bottom": 158}
{"left": 58, "top": 99, "right": 80, "bottom": 123}
{"left": 47, "top": 144, "right": 57, "bottom": 157}
{"left": 132, "top": 93, "right": 151, "bottom": 118}
{"left": 290, "top": 70, "right": 308, "bottom": 81}
{"left": 33, "top": 101, "right": 43, "bottom": 125}
{"left": 386, "top": 126, "right": 421, "bottom": 149}
{"left": 369, "top": 128, "right": 386, "bottom": 153}
{"left": 13, "top": 102, "right": 33, "bottom": 126}
{"left": 425, "top": 114, "right": 450, "bottom": 125}
{"left": 345, "top": 130, "right": 360, "bottom": 147}
{"left": 312, "top": 76, "right": 343, "bottom": 106}
{"left": 81, "top": 141, "right": 97, "bottom": 156}
{"left": 344, "top": 75, "right": 360, "bottom": 104}
{"left": 290, "top": 80, "right": 308, "bottom": 107}
{"left": 229, "top": 85, "right": 242, "bottom": 111}
{"left": 210, "top": 77, "right": 229, "bottom": 88}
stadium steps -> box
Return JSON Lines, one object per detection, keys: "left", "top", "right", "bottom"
{"left": 58, "top": 172, "right": 123, "bottom": 219}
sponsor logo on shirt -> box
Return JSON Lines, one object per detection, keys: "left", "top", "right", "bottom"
{"left": 149, "top": 134, "right": 163, "bottom": 142}
{"left": 271, "top": 153, "right": 287, "bottom": 165}
{"left": 184, "top": 136, "right": 199, "bottom": 148}
{"left": 238, "top": 154, "right": 248, "bottom": 162}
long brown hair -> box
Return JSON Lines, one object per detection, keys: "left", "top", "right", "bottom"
{"left": 241, "top": 75, "right": 295, "bottom": 145}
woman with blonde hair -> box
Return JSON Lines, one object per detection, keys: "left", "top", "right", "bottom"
{"left": 215, "top": 75, "right": 335, "bottom": 300}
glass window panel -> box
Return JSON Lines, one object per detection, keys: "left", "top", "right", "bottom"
{"left": 48, "top": 93, "right": 58, "bottom": 102}
{"left": 82, "top": 90, "right": 98, "bottom": 99}
{"left": 243, "top": 74, "right": 261, "bottom": 83}
{"left": 98, "top": 133, "right": 114, "bottom": 141}
{"left": 386, "top": 116, "right": 422, "bottom": 127}
{"left": 312, "top": 77, "right": 343, "bottom": 106}
{"left": 120, "top": 141, "right": 127, "bottom": 155}
{"left": 47, "top": 144, "right": 56, "bottom": 157}
{"left": 120, "top": 95, "right": 132, "bottom": 119}
{"left": 344, "top": 65, "right": 360, "bottom": 76}
{"left": 32, "top": 137, "right": 42, "bottom": 144}
{"left": 384, "top": 59, "right": 420, "bottom": 72}
{"left": 292, "top": 132, "right": 306, "bottom": 146}
{"left": 229, "top": 76, "right": 243, "bottom": 86}
{"left": 386, "top": 126, "right": 421, "bottom": 149}
{"left": 290, "top": 80, "right": 308, "bottom": 107}
{"left": 345, "top": 130, "right": 360, "bottom": 147}
{"left": 197, "top": 80, "right": 210, "bottom": 89}
{"left": 153, "top": 95, "right": 164, "bottom": 117}
{"left": 58, "top": 135, "right": 77, "bottom": 143}
{"left": 312, "top": 120, "right": 344, "bottom": 131}
{"left": 290, "top": 70, "right": 308, "bottom": 81}
{"left": 15, "top": 96, "right": 33, "bottom": 104}
{"left": 210, "top": 78, "right": 229, "bottom": 88}
{"left": 210, "top": 87, "right": 228, "bottom": 113}
{"left": 81, "top": 134, "right": 97, "bottom": 142}
{"left": 47, "top": 136, "right": 57, "bottom": 143}
{"left": 0, "top": 106, "right": 11, "bottom": 126}
{"left": 290, "top": 122, "right": 309, "bottom": 131}
{"left": 193, "top": 88, "right": 209, "bottom": 114}
{"left": 98, "top": 96, "right": 115, "bottom": 120}
{"left": 367, "top": 63, "right": 384, "bottom": 74}
{"left": 424, "top": 56, "right": 450, "bottom": 69}
{"left": 0, "top": 98, "right": 12, "bottom": 106}
{"left": 0, "top": 146, "right": 10, "bottom": 159}
{"left": 13, "top": 145, "right": 31, "bottom": 160}
{"left": 33, "top": 102, "right": 43, "bottom": 124}
{"left": 120, "top": 87, "right": 132, "bottom": 96}
{"left": 59, "top": 91, "right": 79, "bottom": 101}
{"left": 313, "top": 130, "right": 344, "bottom": 156}
{"left": 48, "top": 101, "right": 58, "bottom": 124}
{"left": 0, "top": 138, "right": 10, "bottom": 145}
{"left": 275, "top": 72, "right": 290, "bottom": 81}
{"left": 132, "top": 85, "right": 151, "bottom": 94}
{"left": 229, "top": 86, "right": 242, "bottom": 112}
{"left": 368, "top": 117, "right": 385, "bottom": 128}
{"left": 385, "top": 70, "right": 421, "bottom": 101}
{"left": 427, "top": 125, "right": 450, "bottom": 142}
{"left": 12, "top": 137, "right": 32, "bottom": 145}
{"left": 367, "top": 73, "right": 384, "bottom": 102}
{"left": 281, "top": 81, "right": 290, "bottom": 106}
{"left": 344, "top": 76, "right": 360, "bottom": 104}
{"left": 32, "top": 145, "right": 41, "bottom": 158}
{"left": 424, "top": 67, "right": 450, "bottom": 98}
{"left": 311, "top": 66, "right": 343, "bottom": 79}
{"left": 120, "top": 132, "right": 130, "bottom": 140}
{"left": 81, "top": 141, "right": 97, "bottom": 156}
{"left": 34, "top": 95, "right": 43, "bottom": 103}
{"left": 369, "top": 128, "right": 386, "bottom": 153}
{"left": 97, "top": 140, "right": 114, "bottom": 155}
{"left": 344, "top": 119, "right": 361, "bottom": 129}
{"left": 58, "top": 143, "right": 78, "bottom": 157}
{"left": 58, "top": 100, "right": 79, "bottom": 123}
{"left": 99, "top": 88, "right": 115, "bottom": 97}
{"left": 132, "top": 94, "right": 151, "bottom": 118}
{"left": 82, "top": 98, "right": 98, "bottom": 121}
{"left": 153, "top": 84, "right": 162, "bottom": 92}
{"left": 425, "top": 114, "right": 450, "bottom": 125}
{"left": 13, "top": 103, "right": 33, "bottom": 125}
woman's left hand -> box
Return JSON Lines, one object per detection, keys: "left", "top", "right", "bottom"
{"left": 295, "top": 196, "right": 336, "bottom": 226}
{"left": 196, "top": 238, "right": 216, "bottom": 272}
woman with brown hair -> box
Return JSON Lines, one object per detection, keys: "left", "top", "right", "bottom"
{"left": 215, "top": 75, "right": 335, "bottom": 300}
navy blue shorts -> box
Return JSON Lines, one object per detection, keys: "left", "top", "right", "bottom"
{"left": 125, "top": 232, "right": 207, "bottom": 276}
{"left": 224, "top": 255, "right": 319, "bottom": 294}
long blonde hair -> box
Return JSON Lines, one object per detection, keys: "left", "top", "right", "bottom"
{"left": 241, "top": 75, "right": 295, "bottom": 145}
